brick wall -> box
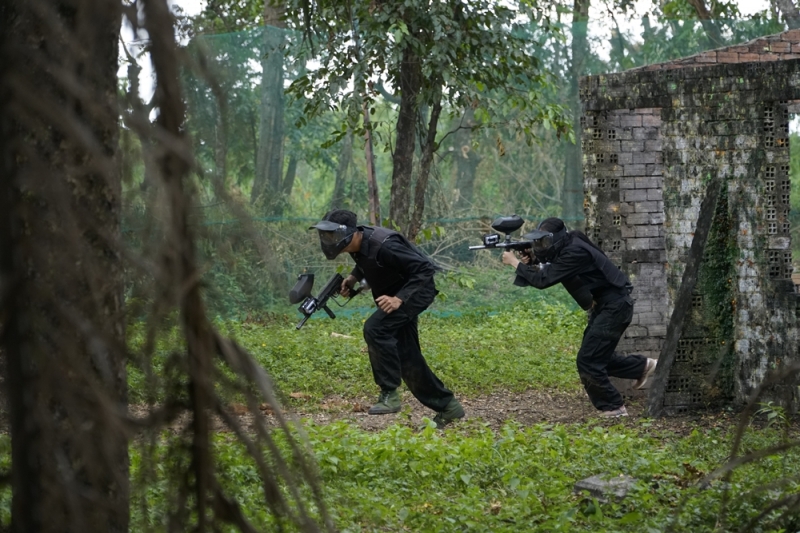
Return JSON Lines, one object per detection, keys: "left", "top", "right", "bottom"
{"left": 580, "top": 31, "right": 800, "bottom": 413}
{"left": 632, "top": 30, "right": 800, "bottom": 72}
{"left": 582, "top": 108, "right": 667, "bottom": 360}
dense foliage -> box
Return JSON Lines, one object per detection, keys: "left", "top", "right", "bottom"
{"left": 115, "top": 2, "right": 795, "bottom": 318}
{"left": 95, "top": 3, "right": 800, "bottom": 532}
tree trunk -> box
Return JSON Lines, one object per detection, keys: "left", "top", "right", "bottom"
{"left": 408, "top": 91, "right": 443, "bottom": 241}
{"left": 282, "top": 154, "right": 299, "bottom": 197}
{"left": 251, "top": 3, "right": 286, "bottom": 212}
{"left": 330, "top": 133, "right": 353, "bottom": 209}
{"left": 687, "top": 0, "right": 725, "bottom": 48}
{"left": 389, "top": 45, "right": 422, "bottom": 231}
{"left": 776, "top": 0, "right": 800, "bottom": 29}
{"left": 363, "top": 102, "right": 381, "bottom": 225}
{"left": 453, "top": 107, "right": 482, "bottom": 210}
{"left": 1, "top": 0, "right": 128, "bottom": 531}
{"left": 563, "top": 0, "right": 590, "bottom": 229}
{"left": 610, "top": 27, "right": 626, "bottom": 70}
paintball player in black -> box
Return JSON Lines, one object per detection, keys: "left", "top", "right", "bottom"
{"left": 310, "top": 209, "right": 465, "bottom": 428}
{"left": 501, "top": 217, "right": 657, "bottom": 417}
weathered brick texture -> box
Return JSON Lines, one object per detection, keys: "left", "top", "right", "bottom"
{"left": 580, "top": 30, "right": 800, "bottom": 413}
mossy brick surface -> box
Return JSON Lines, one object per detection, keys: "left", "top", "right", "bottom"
{"left": 580, "top": 31, "right": 800, "bottom": 411}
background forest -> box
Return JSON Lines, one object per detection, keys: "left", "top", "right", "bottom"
{"left": 121, "top": 0, "right": 791, "bottom": 317}
{"left": 4, "top": 0, "right": 800, "bottom": 532}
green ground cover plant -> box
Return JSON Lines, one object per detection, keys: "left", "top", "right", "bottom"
{"left": 128, "top": 296, "right": 586, "bottom": 405}
{"left": 9, "top": 297, "right": 797, "bottom": 531}
{"left": 123, "top": 419, "right": 800, "bottom": 532}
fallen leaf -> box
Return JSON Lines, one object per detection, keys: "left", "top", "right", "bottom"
{"left": 289, "top": 392, "right": 311, "bottom": 399}
{"left": 230, "top": 403, "right": 249, "bottom": 415}
{"left": 330, "top": 332, "right": 355, "bottom": 339}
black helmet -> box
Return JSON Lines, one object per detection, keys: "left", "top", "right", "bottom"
{"left": 310, "top": 209, "right": 358, "bottom": 259}
{"left": 524, "top": 217, "right": 567, "bottom": 262}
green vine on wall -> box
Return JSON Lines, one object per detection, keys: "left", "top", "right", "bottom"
{"left": 695, "top": 178, "right": 737, "bottom": 402}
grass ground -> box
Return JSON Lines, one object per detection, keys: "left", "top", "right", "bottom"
{"left": 124, "top": 300, "right": 800, "bottom": 532}
{"left": 4, "top": 291, "right": 798, "bottom": 532}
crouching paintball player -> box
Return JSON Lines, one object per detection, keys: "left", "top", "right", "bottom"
{"left": 310, "top": 209, "right": 465, "bottom": 428}
{"left": 501, "top": 217, "right": 657, "bottom": 418}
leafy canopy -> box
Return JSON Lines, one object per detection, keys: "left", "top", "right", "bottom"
{"left": 287, "top": 0, "right": 572, "bottom": 144}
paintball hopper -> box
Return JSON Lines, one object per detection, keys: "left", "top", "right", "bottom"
{"left": 490, "top": 215, "right": 524, "bottom": 234}
{"left": 289, "top": 272, "right": 363, "bottom": 329}
{"left": 289, "top": 273, "right": 314, "bottom": 304}
{"left": 469, "top": 215, "right": 529, "bottom": 250}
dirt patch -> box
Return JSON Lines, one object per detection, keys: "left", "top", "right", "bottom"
{"left": 179, "top": 388, "right": 765, "bottom": 436}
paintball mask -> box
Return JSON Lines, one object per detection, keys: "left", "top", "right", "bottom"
{"left": 309, "top": 220, "right": 357, "bottom": 259}
{"left": 524, "top": 223, "right": 567, "bottom": 262}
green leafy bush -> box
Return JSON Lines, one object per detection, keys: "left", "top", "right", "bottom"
{"left": 127, "top": 420, "right": 800, "bottom": 533}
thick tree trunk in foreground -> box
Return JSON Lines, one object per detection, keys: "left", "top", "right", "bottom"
{"left": 1, "top": 0, "right": 128, "bottom": 531}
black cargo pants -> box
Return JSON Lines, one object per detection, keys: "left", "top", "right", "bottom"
{"left": 363, "top": 281, "right": 455, "bottom": 412}
{"left": 576, "top": 296, "right": 648, "bottom": 411}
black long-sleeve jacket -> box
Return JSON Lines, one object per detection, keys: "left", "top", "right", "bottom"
{"left": 513, "top": 234, "right": 629, "bottom": 305}
{"left": 349, "top": 228, "right": 436, "bottom": 301}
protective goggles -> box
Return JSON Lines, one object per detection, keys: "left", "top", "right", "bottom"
{"left": 532, "top": 234, "right": 555, "bottom": 253}
{"left": 317, "top": 226, "right": 351, "bottom": 246}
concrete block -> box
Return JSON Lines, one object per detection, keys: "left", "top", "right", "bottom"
{"left": 638, "top": 312, "right": 663, "bottom": 324}
{"left": 633, "top": 128, "right": 659, "bottom": 141}
{"left": 623, "top": 189, "right": 647, "bottom": 202}
{"left": 626, "top": 213, "right": 650, "bottom": 225}
{"left": 635, "top": 225, "right": 660, "bottom": 238}
{"left": 627, "top": 238, "right": 651, "bottom": 250}
{"left": 633, "top": 152, "right": 659, "bottom": 164}
{"left": 621, "top": 140, "right": 645, "bottom": 152}
{"left": 634, "top": 177, "right": 660, "bottom": 189}
{"left": 647, "top": 189, "right": 663, "bottom": 201}
{"left": 624, "top": 164, "right": 647, "bottom": 176}
{"left": 642, "top": 114, "right": 661, "bottom": 127}
{"left": 618, "top": 152, "right": 633, "bottom": 165}
{"left": 634, "top": 201, "right": 659, "bottom": 212}
{"left": 620, "top": 115, "right": 643, "bottom": 127}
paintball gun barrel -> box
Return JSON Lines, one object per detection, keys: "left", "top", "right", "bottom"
{"left": 469, "top": 215, "right": 533, "bottom": 252}
{"left": 289, "top": 272, "right": 362, "bottom": 330}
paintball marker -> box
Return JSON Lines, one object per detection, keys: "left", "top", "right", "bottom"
{"left": 289, "top": 273, "right": 363, "bottom": 330}
{"left": 469, "top": 215, "right": 534, "bottom": 253}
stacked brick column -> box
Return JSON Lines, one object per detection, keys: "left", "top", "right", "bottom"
{"left": 582, "top": 109, "right": 667, "bottom": 360}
